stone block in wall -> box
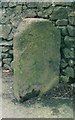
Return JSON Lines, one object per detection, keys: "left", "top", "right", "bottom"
{"left": 15, "top": 5, "right": 22, "bottom": 15}
{"left": 22, "top": 9, "right": 36, "bottom": 18}
{"left": 63, "top": 47, "right": 74, "bottom": 59}
{"left": 2, "top": 24, "right": 11, "bottom": 39}
{"left": 0, "top": 41, "right": 13, "bottom": 46}
{"left": 1, "top": 2, "right": 8, "bottom": 8}
{"left": 63, "top": 67, "right": 74, "bottom": 78}
{"left": 27, "top": 2, "right": 37, "bottom": 8}
{"left": 2, "top": 46, "right": 9, "bottom": 53}
{"left": 68, "top": 11, "right": 75, "bottom": 26}
{"left": 36, "top": 2, "right": 51, "bottom": 9}
{"left": 22, "top": 5, "right": 27, "bottom": 11}
{"left": 10, "top": 16, "right": 21, "bottom": 28}
{"left": 64, "top": 36, "right": 74, "bottom": 48}
{"left": 1, "top": 53, "right": 8, "bottom": 59}
{"left": 37, "top": 6, "right": 53, "bottom": 18}
{"left": 0, "top": 46, "right": 2, "bottom": 60}
{"left": 54, "top": 2, "right": 72, "bottom": 7}
{"left": 60, "top": 59, "right": 68, "bottom": 69}
{"left": 13, "top": 18, "right": 60, "bottom": 101}
{"left": 61, "top": 26, "right": 68, "bottom": 36}
{"left": 68, "top": 59, "right": 74, "bottom": 67}
{"left": 67, "top": 25, "right": 75, "bottom": 37}
{"left": 9, "top": 2, "right": 16, "bottom": 8}
{"left": 56, "top": 19, "right": 68, "bottom": 26}
{"left": 3, "top": 63, "right": 11, "bottom": 70}
{"left": 0, "top": 25, "right": 2, "bottom": 38}
{"left": 8, "top": 32, "right": 14, "bottom": 41}
{"left": 50, "top": 7, "right": 68, "bottom": 20}
{"left": 3, "top": 58, "right": 12, "bottom": 65}
{"left": 0, "top": 8, "right": 2, "bottom": 23}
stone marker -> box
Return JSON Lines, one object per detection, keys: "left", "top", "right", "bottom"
{"left": 13, "top": 18, "right": 60, "bottom": 101}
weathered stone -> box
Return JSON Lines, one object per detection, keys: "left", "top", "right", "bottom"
{"left": 9, "top": 49, "right": 13, "bottom": 55}
{"left": 8, "top": 32, "right": 13, "bottom": 41}
{"left": 3, "top": 63, "right": 11, "bottom": 70}
{"left": 64, "top": 36, "right": 74, "bottom": 48}
{"left": 22, "top": 5, "right": 27, "bottom": 10}
{"left": 37, "top": 2, "right": 51, "bottom": 9}
{"left": 2, "top": 46, "right": 9, "bottom": 52}
{"left": 63, "top": 48, "right": 74, "bottom": 58}
{"left": 15, "top": 5, "right": 22, "bottom": 15}
{"left": 0, "top": 8, "right": 2, "bottom": 23}
{"left": 61, "top": 26, "right": 68, "bottom": 36}
{"left": 0, "top": 61, "right": 2, "bottom": 68}
{"left": 68, "top": 59, "right": 74, "bottom": 67}
{"left": 67, "top": 25, "right": 74, "bottom": 37}
{"left": 1, "top": 53, "right": 8, "bottom": 58}
{"left": 56, "top": 19, "right": 68, "bottom": 26}
{"left": 3, "top": 58, "right": 12, "bottom": 65}
{"left": 0, "top": 2, "right": 2, "bottom": 8}
{"left": 38, "top": 7, "right": 53, "bottom": 18}
{"left": 9, "top": 2, "right": 16, "bottom": 8}
{"left": 50, "top": 7, "right": 68, "bottom": 20}
{"left": 63, "top": 67, "right": 74, "bottom": 78}
{"left": 54, "top": 2, "right": 72, "bottom": 6}
{"left": 68, "top": 11, "right": 75, "bottom": 26}
{"left": 11, "top": 16, "right": 21, "bottom": 28}
{"left": 2, "top": 24, "right": 11, "bottom": 39}
{"left": 13, "top": 18, "right": 60, "bottom": 101}
{"left": 0, "top": 25, "right": 2, "bottom": 38}
{"left": 64, "top": 36, "right": 75, "bottom": 48}
{"left": 22, "top": 9, "right": 36, "bottom": 18}
{"left": 27, "top": 2, "right": 37, "bottom": 8}
{"left": 1, "top": 2, "right": 8, "bottom": 8}
{"left": 0, "top": 41, "right": 13, "bottom": 46}
{"left": 60, "top": 75, "right": 69, "bottom": 83}
{"left": 0, "top": 47, "right": 2, "bottom": 60}
{"left": 60, "top": 59, "right": 68, "bottom": 69}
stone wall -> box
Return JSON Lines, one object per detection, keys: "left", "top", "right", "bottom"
{"left": 0, "top": 1, "right": 75, "bottom": 82}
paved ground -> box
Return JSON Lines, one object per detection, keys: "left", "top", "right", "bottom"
{"left": 2, "top": 73, "right": 73, "bottom": 118}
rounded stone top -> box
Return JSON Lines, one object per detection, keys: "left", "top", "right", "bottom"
{"left": 14, "top": 18, "right": 52, "bottom": 38}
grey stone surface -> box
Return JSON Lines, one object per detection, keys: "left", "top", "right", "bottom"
{"left": 15, "top": 5, "right": 22, "bottom": 15}
{"left": 0, "top": 8, "right": 2, "bottom": 23}
{"left": 0, "top": 41, "right": 13, "bottom": 46}
{"left": 68, "top": 59, "right": 74, "bottom": 67}
{"left": 2, "top": 46, "right": 9, "bottom": 52}
{"left": 1, "top": 2, "right": 8, "bottom": 8}
{"left": 2, "top": 24, "right": 11, "bottom": 39}
{"left": 27, "top": 2, "right": 37, "bottom": 8}
{"left": 1, "top": 53, "right": 8, "bottom": 58}
{"left": 63, "top": 48, "right": 74, "bottom": 58}
{"left": 13, "top": 18, "right": 60, "bottom": 100}
{"left": 3, "top": 63, "right": 11, "bottom": 70}
{"left": 63, "top": 67, "right": 74, "bottom": 77}
{"left": 38, "top": 7, "right": 53, "bottom": 18}
{"left": 61, "top": 27, "right": 68, "bottom": 36}
{"left": 67, "top": 25, "right": 74, "bottom": 37}
{"left": 9, "top": 2, "right": 16, "bottom": 8}
{"left": 22, "top": 9, "right": 36, "bottom": 18}
{"left": 8, "top": 32, "right": 14, "bottom": 41}
{"left": 68, "top": 11, "right": 75, "bottom": 26}
{"left": 56, "top": 19, "right": 68, "bottom": 26}
{"left": 64, "top": 36, "right": 74, "bottom": 48}
{"left": 0, "top": 2, "right": 74, "bottom": 82}
{"left": 60, "top": 59, "right": 68, "bottom": 69}
{"left": 50, "top": 7, "right": 68, "bottom": 20}
{"left": 3, "top": 58, "right": 12, "bottom": 65}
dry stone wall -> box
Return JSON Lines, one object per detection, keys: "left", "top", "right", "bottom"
{"left": 0, "top": 1, "right": 75, "bottom": 82}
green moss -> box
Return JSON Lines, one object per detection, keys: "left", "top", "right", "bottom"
{"left": 14, "top": 19, "right": 61, "bottom": 100}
